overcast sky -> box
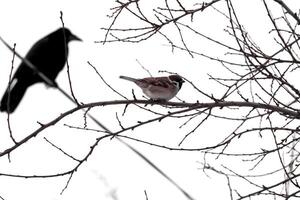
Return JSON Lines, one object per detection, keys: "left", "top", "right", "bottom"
{"left": 1, "top": 1, "right": 300, "bottom": 200}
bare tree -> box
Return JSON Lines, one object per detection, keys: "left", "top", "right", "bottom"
{"left": 99, "top": 0, "right": 300, "bottom": 199}
{"left": 1, "top": 0, "right": 300, "bottom": 200}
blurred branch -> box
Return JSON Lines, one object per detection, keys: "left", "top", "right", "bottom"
{"left": 2, "top": 0, "right": 300, "bottom": 199}
{"left": 0, "top": 29, "right": 195, "bottom": 200}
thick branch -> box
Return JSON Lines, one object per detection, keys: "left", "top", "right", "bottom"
{"left": 273, "top": 0, "right": 300, "bottom": 24}
{"left": 1, "top": 99, "right": 299, "bottom": 157}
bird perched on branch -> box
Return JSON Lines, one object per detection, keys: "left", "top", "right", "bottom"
{"left": 119, "top": 74, "right": 184, "bottom": 101}
{"left": 0, "top": 28, "right": 81, "bottom": 113}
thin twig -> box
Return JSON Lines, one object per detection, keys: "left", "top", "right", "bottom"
{"left": 60, "top": 11, "right": 80, "bottom": 106}
{"left": 6, "top": 43, "right": 17, "bottom": 144}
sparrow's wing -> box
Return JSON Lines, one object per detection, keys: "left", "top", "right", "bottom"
{"left": 138, "top": 77, "right": 171, "bottom": 88}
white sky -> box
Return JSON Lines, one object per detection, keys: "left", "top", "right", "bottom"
{"left": 1, "top": 1, "right": 300, "bottom": 200}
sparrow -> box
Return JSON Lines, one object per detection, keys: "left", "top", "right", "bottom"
{"left": 0, "top": 27, "right": 81, "bottom": 113}
{"left": 119, "top": 74, "right": 184, "bottom": 101}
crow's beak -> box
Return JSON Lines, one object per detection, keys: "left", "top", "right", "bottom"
{"left": 70, "top": 34, "right": 82, "bottom": 42}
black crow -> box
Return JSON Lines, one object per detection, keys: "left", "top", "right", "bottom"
{"left": 0, "top": 28, "right": 81, "bottom": 113}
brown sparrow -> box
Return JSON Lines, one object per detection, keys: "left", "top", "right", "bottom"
{"left": 119, "top": 74, "right": 184, "bottom": 101}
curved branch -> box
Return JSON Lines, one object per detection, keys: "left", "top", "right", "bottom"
{"left": 1, "top": 99, "right": 299, "bottom": 157}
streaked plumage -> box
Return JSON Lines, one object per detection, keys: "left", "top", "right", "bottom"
{"left": 119, "top": 74, "right": 184, "bottom": 101}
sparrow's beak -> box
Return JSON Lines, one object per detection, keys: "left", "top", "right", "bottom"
{"left": 70, "top": 34, "right": 82, "bottom": 42}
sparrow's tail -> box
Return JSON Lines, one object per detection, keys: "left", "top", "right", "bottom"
{"left": 0, "top": 79, "right": 29, "bottom": 113}
{"left": 119, "top": 75, "right": 137, "bottom": 82}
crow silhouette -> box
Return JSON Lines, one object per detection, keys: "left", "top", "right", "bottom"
{"left": 0, "top": 28, "right": 81, "bottom": 113}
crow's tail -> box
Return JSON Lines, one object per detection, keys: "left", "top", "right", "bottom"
{"left": 0, "top": 80, "right": 28, "bottom": 113}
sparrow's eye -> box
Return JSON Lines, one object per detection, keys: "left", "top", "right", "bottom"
{"left": 172, "top": 81, "right": 180, "bottom": 88}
